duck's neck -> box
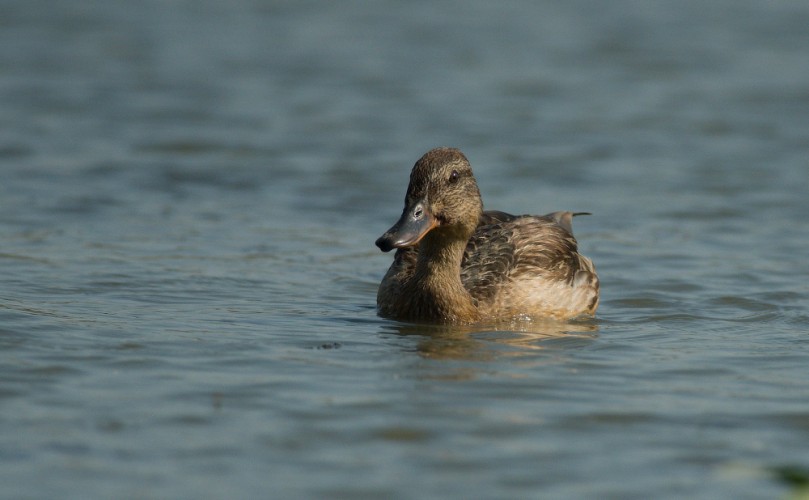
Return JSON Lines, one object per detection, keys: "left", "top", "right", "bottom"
{"left": 410, "top": 227, "right": 478, "bottom": 323}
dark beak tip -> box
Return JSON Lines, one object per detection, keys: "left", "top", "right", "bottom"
{"left": 375, "top": 236, "right": 394, "bottom": 252}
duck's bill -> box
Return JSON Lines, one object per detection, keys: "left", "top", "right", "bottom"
{"left": 375, "top": 202, "right": 437, "bottom": 252}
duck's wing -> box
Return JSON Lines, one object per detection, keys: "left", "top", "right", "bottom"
{"left": 461, "top": 213, "right": 592, "bottom": 305}
{"left": 461, "top": 219, "right": 518, "bottom": 304}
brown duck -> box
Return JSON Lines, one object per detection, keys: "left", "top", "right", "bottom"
{"left": 375, "top": 147, "right": 599, "bottom": 324}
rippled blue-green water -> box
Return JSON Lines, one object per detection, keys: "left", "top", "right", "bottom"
{"left": 2, "top": 1, "right": 808, "bottom": 498}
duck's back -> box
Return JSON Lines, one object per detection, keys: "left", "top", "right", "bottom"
{"left": 460, "top": 212, "right": 599, "bottom": 320}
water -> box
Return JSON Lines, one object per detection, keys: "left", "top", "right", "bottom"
{"left": 2, "top": 0, "right": 808, "bottom": 498}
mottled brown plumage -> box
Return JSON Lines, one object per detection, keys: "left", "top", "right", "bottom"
{"left": 375, "top": 147, "right": 599, "bottom": 324}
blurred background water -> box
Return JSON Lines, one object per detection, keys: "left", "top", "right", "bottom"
{"left": 1, "top": 0, "right": 808, "bottom": 498}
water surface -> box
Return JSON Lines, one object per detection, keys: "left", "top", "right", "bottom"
{"left": 2, "top": 0, "right": 809, "bottom": 498}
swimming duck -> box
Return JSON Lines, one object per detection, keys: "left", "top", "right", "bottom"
{"left": 375, "top": 147, "right": 599, "bottom": 324}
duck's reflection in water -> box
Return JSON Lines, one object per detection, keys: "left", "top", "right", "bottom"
{"left": 381, "top": 318, "right": 598, "bottom": 361}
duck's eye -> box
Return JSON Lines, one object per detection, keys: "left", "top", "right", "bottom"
{"left": 448, "top": 170, "right": 459, "bottom": 184}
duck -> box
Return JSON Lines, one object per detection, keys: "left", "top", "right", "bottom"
{"left": 375, "top": 147, "right": 599, "bottom": 324}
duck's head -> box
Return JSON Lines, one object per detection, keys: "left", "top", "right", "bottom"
{"left": 376, "top": 147, "right": 483, "bottom": 252}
